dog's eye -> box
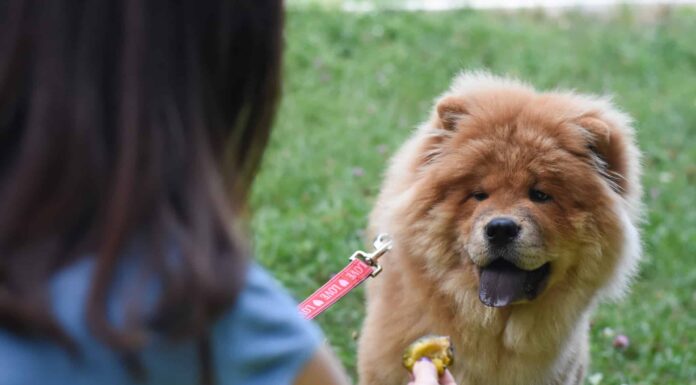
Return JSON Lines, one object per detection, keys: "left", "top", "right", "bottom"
{"left": 472, "top": 192, "right": 489, "bottom": 201}
{"left": 529, "top": 189, "right": 552, "bottom": 202}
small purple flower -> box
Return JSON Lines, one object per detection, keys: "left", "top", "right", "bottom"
{"left": 612, "top": 334, "right": 630, "bottom": 349}
{"left": 351, "top": 167, "right": 365, "bottom": 177}
{"left": 650, "top": 187, "right": 661, "bottom": 200}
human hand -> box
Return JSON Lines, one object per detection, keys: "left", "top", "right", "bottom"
{"left": 407, "top": 359, "right": 457, "bottom": 385}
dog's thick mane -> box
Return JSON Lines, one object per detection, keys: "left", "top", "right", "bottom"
{"left": 359, "top": 71, "right": 642, "bottom": 385}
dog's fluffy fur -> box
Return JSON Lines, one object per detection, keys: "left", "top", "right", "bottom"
{"left": 357, "top": 72, "right": 642, "bottom": 385}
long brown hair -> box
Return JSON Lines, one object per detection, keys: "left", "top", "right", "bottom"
{"left": 0, "top": 0, "right": 283, "bottom": 376}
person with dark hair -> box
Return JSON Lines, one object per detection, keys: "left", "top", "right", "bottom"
{"left": 0, "top": 1, "right": 350, "bottom": 384}
{"left": 0, "top": 1, "right": 455, "bottom": 384}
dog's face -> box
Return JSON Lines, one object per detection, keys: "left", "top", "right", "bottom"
{"left": 453, "top": 132, "right": 602, "bottom": 308}
{"left": 395, "top": 86, "right": 637, "bottom": 308}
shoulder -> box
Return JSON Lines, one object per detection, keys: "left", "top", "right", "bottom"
{"left": 0, "top": 330, "right": 70, "bottom": 385}
{"left": 0, "top": 259, "right": 324, "bottom": 385}
{"left": 211, "top": 263, "right": 324, "bottom": 385}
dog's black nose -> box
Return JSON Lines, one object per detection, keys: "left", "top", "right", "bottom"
{"left": 485, "top": 217, "right": 520, "bottom": 246}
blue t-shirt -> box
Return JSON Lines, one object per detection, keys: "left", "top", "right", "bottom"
{"left": 0, "top": 259, "right": 323, "bottom": 385}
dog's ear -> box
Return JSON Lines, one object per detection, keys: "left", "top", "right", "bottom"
{"left": 574, "top": 115, "right": 631, "bottom": 195}
{"left": 436, "top": 96, "right": 468, "bottom": 131}
{"left": 417, "top": 96, "right": 468, "bottom": 168}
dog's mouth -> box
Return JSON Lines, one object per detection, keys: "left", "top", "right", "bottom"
{"left": 478, "top": 259, "right": 551, "bottom": 308}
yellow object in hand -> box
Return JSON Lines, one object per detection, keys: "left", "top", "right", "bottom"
{"left": 402, "top": 335, "right": 454, "bottom": 376}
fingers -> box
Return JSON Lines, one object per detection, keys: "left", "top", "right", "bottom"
{"left": 409, "top": 360, "right": 458, "bottom": 385}
{"left": 411, "top": 360, "right": 440, "bottom": 385}
{"left": 440, "top": 369, "right": 456, "bottom": 385}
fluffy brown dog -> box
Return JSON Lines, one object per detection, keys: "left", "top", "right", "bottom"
{"left": 357, "top": 72, "right": 642, "bottom": 385}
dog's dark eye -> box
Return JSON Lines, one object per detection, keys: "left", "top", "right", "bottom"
{"left": 472, "top": 192, "right": 489, "bottom": 201}
{"left": 529, "top": 189, "right": 551, "bottom": 202}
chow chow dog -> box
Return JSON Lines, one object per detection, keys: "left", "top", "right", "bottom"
{"left": 357, "top": 72, "right": 642, "bottom": 385}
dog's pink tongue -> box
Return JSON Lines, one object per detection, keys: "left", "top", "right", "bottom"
{"left": 478, "top": 260, "right": 528, "bottom": 308}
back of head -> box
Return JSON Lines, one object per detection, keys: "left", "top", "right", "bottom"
{"left": 0, "top": 0, "right": 283, "bottom": 363}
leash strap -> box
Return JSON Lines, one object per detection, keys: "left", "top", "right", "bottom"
{"left": 298, "top": 234, "right": 392, "bottom": 320}
{"left": 298, "top": 258, "right": 373, "bottom": 319}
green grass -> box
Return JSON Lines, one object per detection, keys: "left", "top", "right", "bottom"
{"left": 250, "top": 7, "right": 696, "bottom": 384}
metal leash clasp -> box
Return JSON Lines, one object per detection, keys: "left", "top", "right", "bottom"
{"left": 349, "top": 233, "right": 393, "bottom": 277}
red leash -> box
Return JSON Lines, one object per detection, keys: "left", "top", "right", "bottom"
{"left": 298, "top": 234, "right": 392, "bottom": 319}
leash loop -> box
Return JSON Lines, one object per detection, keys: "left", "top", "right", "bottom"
{"left": 349, "top": 233, "right": 392, "bottom": 277}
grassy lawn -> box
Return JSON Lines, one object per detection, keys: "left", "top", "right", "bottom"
{"left": 250, "top": 7, "right": 696, "bottom": 384}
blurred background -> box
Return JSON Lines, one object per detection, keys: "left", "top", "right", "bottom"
{"left": 250, "top": 1, "right": 696, "bottom": 383}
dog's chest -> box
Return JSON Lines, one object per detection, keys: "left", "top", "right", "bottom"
{"left": 445, "top": 318, "right": 560, "bottom": 385}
